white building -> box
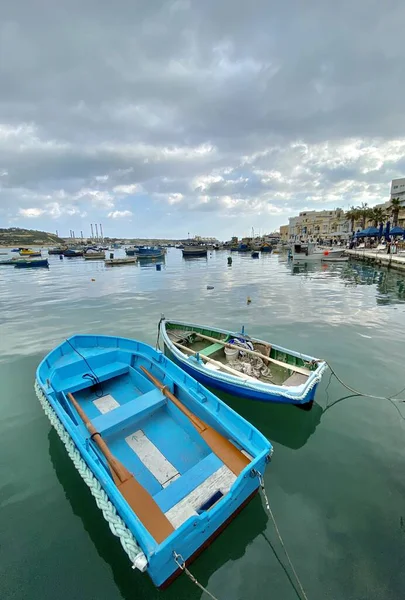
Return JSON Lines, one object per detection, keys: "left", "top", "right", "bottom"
{"left": 390, "top": 178, "right": 405, "bottom": 206}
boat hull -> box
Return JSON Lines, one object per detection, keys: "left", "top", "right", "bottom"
{"left": 164, "top": 346, "right": 318, "bottom": 405}
{"left": 15, "top": 259, "right": 49, "bottom": 268}
{"left": 36, "top": 335, "right": 271, "bottom": 588}
{"left": 161, "top": 320, "right": 327, "bottom": 406}
{"left": 182, "top": 248, "right": 208, "bottom": 257}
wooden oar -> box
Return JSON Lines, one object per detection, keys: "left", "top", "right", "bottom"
{"left": 67, "top": 392, "right": 174, "bottom": 544}
{"left": 173, "top": 340, "right": 257, "bottom": 382}
{"left": 195, "top": 332, "right": 311, "bottom": 376}
{"left": 140, "top": 367, "right": 250, "bottom": 476}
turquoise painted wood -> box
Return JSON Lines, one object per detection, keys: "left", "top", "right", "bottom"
{"left": 36, "top": 334, "right": 272, "bottom": 588}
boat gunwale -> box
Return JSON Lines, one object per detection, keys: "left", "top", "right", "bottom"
{"left": 36, "top": 334, "right": 271, "bottom": 565}
{"left": 161, "top": 319, "right": 327, "bottom": 399}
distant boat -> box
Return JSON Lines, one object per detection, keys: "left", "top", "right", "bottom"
{"left": 160, "top": 319, "right": 327, "bottom": 407}
{"left": 84, "top": 251, "right": 105, "bottom": 260}
{"left": 251, "top": 251, "right": 260, "bottom": 258}
{"left": 36, "top": 334, "right": 272, "bottom": 588}
{"left": 48, "top": 247, "right": 66, "bottom": 255}
{"left": 11, "top": 248, "right": 20, "bottom": 252}
{"left": 137, "top": 246, "right": 165, "bottom": 259}
{"left": 104, "top": 257, "right": 137, "bottom": 266}
{"left": 260, "top": 244, "right": 272, "bottom": 253}
{"left": 291, "top": 242, "right": 347, "bottom": 262}
{"left": 15, "top": 258, "right": 49, "bottom": 268}
{"left": 63, "top": 249, "right": 83, "bottom": 257}
{"left": 182, "top": 245, "right": 207, "bottom": 257}
{"left": 19, "top": 248, "right": 41, "bottom": 257}
{"left": 0, "top": 257, "right": 19, "bottom": 266}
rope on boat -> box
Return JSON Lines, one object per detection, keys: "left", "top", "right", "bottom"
{"left": 254, "top": 470, "right": 309, "bottom": 600}
{"left": 173, "top": 552, "right": 220, "bottom": 600}
{"left": 34, "top": 381, "right": 148, "bottom": 572}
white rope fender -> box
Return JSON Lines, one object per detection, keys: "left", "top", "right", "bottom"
{"left": 34, "top": 381, "right": 148, "bottom": 573}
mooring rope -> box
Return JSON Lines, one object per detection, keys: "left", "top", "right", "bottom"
{"left": 255, "top": 471, "right": 309, "bottom": 600}
{"left": 173, "top": 552, "right": 220, "bottom": 600}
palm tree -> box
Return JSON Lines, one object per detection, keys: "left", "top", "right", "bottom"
{"left": 390, "top": 197, "right": 402, "bottom": 227}
{"left": 346, "top": 206, "right": 361, "bottom": 233}
{"left": 368, "top": 207, "right": 386, "bottom": 227}
{"left": 358, "top": 202, "right": 369, "bottom": 229}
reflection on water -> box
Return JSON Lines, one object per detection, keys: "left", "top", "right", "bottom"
{"left": 2, "top": 249, "right": 405, "bottom": 600}
{"left": 289, "top": 259, "right": 405, "bottom": 305}
{"left": 217, "top": 390, "right": 324, "bottom": 450}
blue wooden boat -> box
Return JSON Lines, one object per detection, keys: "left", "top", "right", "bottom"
{"left": 15, "top": 258, "right": 49, "bottom": 268}
{"left": 63, "top": 248, "right": 83, "bottom": 257}
{"left": 137, "top": 246, "right": 165, "bottom": 259}
{"left": 160, "top": 319, "right": 327, "bottom": 407}
{"left": 35, "top": 335, "right": 272, "bottom": 588}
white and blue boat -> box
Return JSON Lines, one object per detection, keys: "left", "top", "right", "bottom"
{"left": 160, "top": 319, "right": 328, "bottom": 407}
{"left": 35, "top": 335, "right": 272, "bottom": 588}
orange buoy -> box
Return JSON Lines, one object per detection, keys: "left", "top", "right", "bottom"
{"left": 323, "top": 250, "right": 329, "bottom": 256}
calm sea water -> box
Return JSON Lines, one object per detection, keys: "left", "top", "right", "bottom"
{"left": 1, "top": 249, "right": 405, "bottom": 600}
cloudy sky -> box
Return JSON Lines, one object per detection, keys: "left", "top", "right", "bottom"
{"left": 1, "top": 0, "right": 405, "bottom": 239}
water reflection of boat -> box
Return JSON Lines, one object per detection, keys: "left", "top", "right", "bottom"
{"left": 216, "top": 391, "right": 323, "bottom": 450}
{"left": 48, "top": 427, "right": 269, "bottom": 599}
{"left": 137, "top": 255, "right": 166, "bottom": 268}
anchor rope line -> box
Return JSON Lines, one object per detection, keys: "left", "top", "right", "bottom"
{"left": 325, "top": 360, "right": 405, "bottom": 403}
{"left": 255, "top": 470, "right": 309, "bottom": 600}
{"left": 173, "top": 552, "right": 220, "bottom": 600}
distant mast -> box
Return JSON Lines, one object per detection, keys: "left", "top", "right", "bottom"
{"left": 95, "top": 224, "right": 99, "bottom": 241}
{"left": 100, "top": 223, "right": 104, "bottom": 242}
{"left": 90, "top": 224, "right": 94, "bottom": 239}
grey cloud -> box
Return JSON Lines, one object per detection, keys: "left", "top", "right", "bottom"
{"left": 1, "top": 0, "right": 405, "bottom": 230}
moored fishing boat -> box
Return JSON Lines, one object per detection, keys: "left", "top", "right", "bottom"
{"left": 35, "top": 335, "right": 272, "bottom": 588}
{"left": 63, "top": 248, "right": 84, "bottom": 257}
{"left": 137, "top": 246, "right": 165, "bottom": 259}
{"left": 291, "top": 242, "right": 347, "bottom": 262}
{"left": 160, "top": 319, "right": 327, "bottom": 406}
{"left": 15, "top": 258, "right": 49, "bottom": 268}
{"left": 48, "top": 246, "right": 67, "bottom": 255}
{"left": 83, "top": 251, "right": 105, "bottom": 260}
{"left": 182, "top": 245, "right": 208, "bottom": 257}
{"left": 0, "top": 257, "right": 19, "bottom": 266}
{"left": 104, "top": 257, "right": 138, "bottom": 266}
{"left": 19, "top": 248, "right": 42, "bottom": 257}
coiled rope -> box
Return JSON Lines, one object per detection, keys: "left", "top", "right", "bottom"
{"left": 34, "top": 381, "right": 147, "bottom": 572}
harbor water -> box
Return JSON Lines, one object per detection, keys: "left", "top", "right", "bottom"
{"left": 1, "top": 249, "right": 405, "bottom": 600}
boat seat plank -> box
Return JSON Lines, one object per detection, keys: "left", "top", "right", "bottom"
{"left": 164, "top": 465, "right": 236, "bottom": 529}
{"left": 199, "top": 343, "right": 225, "bottom": 357}
{"left": 154, "top": 452, "right": 223, "bottom": 512}
{"left": 53, "top": 362, "right": 129, "bottom": 393}
{"left": 92, "top": 388, "right": 166, "bottom": 436}
{"left": 125, "top": 430, "right": 180, "bottom": 488}
{"left": 282, "top": 372, "right": 308, "bottom": 387}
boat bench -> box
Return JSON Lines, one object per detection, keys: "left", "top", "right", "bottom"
{"left": 153, "top": 451, "right": 224, "bottom": 512}
{"left": 199, "top": 342, "right": 225, "bottom": 357}
{"left": 92, "top": 388, "right": 167, "bottom": 437}
{"left": 53, "top": 362, "right": 130, "bottom": 394}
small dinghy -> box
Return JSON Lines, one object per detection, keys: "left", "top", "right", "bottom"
{"left": 160, "top": 319, "right": 327, "bottom": 406}
{"left": 105, "top": 257, "right": 138, "bottom": 266}
{"left": 36, "top": 335, "right": 272, "bottom": 588}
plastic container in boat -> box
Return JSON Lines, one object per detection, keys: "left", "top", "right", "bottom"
{"left": 224, "top": 345, "right": 239, "bottom": 361}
